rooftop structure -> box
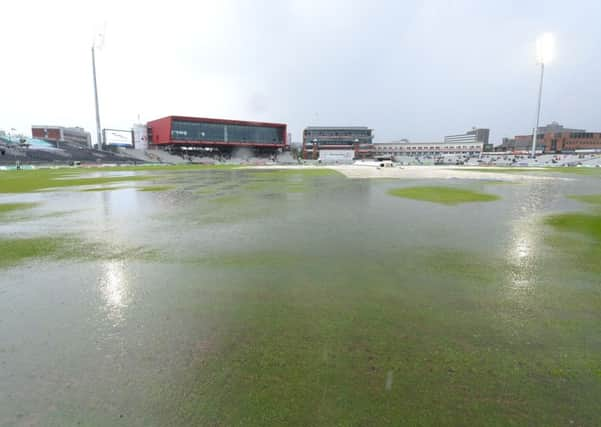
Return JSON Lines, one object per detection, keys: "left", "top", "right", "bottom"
{"left": 373, "top": 141, "right": 483, "bottom": 158}
{"left": 31, "top": 125, "right": 91, "bottom": 148}
{"left": 302, "top": 126, "right": 373, "bottom": 160}
{"left": 146, "top": 116, "right": 287, "bottom": 154}
{"left": 444, "top": 128, "right": 490, "bottom": 145}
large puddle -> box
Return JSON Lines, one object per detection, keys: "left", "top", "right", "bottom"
{"left": 1, "top": 169, "right": 600, "bottom": 426}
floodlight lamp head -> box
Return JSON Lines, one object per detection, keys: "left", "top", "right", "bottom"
{"left": 536, "top": 32, "right": 554, "bottom": 64}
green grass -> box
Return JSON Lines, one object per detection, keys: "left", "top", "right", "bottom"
{"left": 0, "top": 202, "right": 38, "bottom": 214}
{"left": 5, "top": 170, "right": 601, "bottom": 426}
{"left": 0, "top": 235, "right": 159, "bottom": 269}
{"left": 138, "top": 185, "right": 174, "bottom": 192}
{"left": 92, "top": 164, "right": 241, "bottom": 172}
{"left": 0, "top": 166, "right": 342, "bottom": 194}
{"left": 463, "top": 167, "right": 542, "bottom": 174}
{"left": 483, "top": 180, "right": 519, "bottom": 185}
{"left": 246, "top": 168, "right": 342, "bottom": 177}
{"left": 0, "top": 168, "right": 155, "bottom": 193}
{"left": 568, "top": 194, "right": 601, "bottom": 205}
{"left": 544, "top": 211, "right": 601, "bottom": 275}
{"left": 82, "top": 186, "right": 134, "bottom": 192}
{"left": 388, "top": 186, "right": 499, "bottom": 205}
{"left": 464, "top": 166, "right": 601, "bottom": 177}
{"left": 0, "top": 237, "right": 68, "bottom": 268}
{"left": 545, "top": 212, "right": 601, "bottom": 242}
{"left": 242, "top": 180, "right": 310, "bottom": 194}
{"left": 546, "top": 167, "right": 601, "bottom": 176}
{"left": 210, "top": 194, "right": 245, "bottom": 204}
{"left": 158, "top": 245, "right": 601, "bottom": 426}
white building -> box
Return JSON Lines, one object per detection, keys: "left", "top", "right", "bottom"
{"left": 373, "top": 141, "right": 483, "bottom": 158}
{"left": 445, "top": 128, "right": 490, "bottom": 145}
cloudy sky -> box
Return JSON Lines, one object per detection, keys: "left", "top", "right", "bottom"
{"left": 2, "top": 0, "right": 600, "bottom": 144}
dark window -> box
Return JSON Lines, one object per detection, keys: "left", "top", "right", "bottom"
{"left": 171, "top": 120, "right": 283, "bottom": 144}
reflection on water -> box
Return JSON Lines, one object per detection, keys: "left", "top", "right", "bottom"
{"left": 507, "top": 219, "right": 537, "bottom": 293}
{"left": 99, "top": 260, "right": 130, "bottom": 325}
{"left": 503, "top": 183, "right": 552, "bottom": 297}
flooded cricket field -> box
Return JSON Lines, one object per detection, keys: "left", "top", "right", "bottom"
{"left": 1, "top": 166, "right": 600, "bottom": 426}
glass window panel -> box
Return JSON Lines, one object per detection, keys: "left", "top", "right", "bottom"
{"left": 171, "top": 120, "right": 283, "bottom": 144}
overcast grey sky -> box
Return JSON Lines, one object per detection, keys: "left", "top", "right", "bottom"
{"left": 2, "top": 0, "right": 600, "bottom": 144}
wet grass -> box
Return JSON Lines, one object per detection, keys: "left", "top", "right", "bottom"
{"left": 545, "top": 212, "right": 601, "bottom": 242}
{"left": 0, "top": 237, "right": 65, "bottom": 268}
{"left": 388, "top": 186, "right": 499, "bottom": 205}
{"left": 242, "top": 180, "right": 310, "bottom": 194}
{"left": 546, "top": 167, "right": 601, "bottom": 176}
{"left": 246, "top": 168, "right": 343, "bottom": 177}
{"left": 210, "top": 194, "right": 245, "bottom": 205}
{"left": 569, "top": 194, "right": 601, "bottom": 205}
{"left": 4, "top": 171, "right": 601, "bottom": 426}
{"left": 544, "top": 208, "right": 601, "bottom": 276}
{"left": 464, "top": 166, "right": 601, "bottom": 177}
{"left": 138, "top": 185, "right": 174, "bottom": 192}
{"left": 0, "top": 168, "right": 155, "bottom": 193}
{"left": 164, "top": 245, "right": 601, "bottom": 426}
{"left": 94, "top": 164, "right": 241, "bottom": 172}
{"left": 483, "top": 180, "right": 519, "bottom": 185}
{"left": 82, "top": 186, "right": 133, "bottom": 192}
{"left": 0, "top": 166, "right": 341, "bottom": 194}
{"left": 0, "top": 235, "right": 158, "bottom": 269}
{"left": 0, "top": 202, "right": 38, "bottom": 215}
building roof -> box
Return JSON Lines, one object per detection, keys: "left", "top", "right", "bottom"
{"left": 149, "top": 116, "right": 287, "bottom": 128}
{"left": 375, "top": 141, "right": 482, "bottom": 146}
{"left": 32, "top": 125, "right": 88, "bottom": 132}
{"left": 304, "top": 126, "right": 371, "bottom": 131}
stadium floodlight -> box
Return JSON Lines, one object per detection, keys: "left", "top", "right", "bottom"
{"left": 531, "top": 32, "right": 555, "bottom": 159}
{"left": 92, "top": 30, "right": 105, "bottom": 151}
{"left": 536, "top": 32, "right": 555, "bottom": 65}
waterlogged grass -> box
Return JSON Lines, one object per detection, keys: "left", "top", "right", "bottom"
{"left": 388, "top": 186, "right": 499, "bottom": 205}
{"left": 569, "top": 194, "right": 601, "bottom": 205}
{"left": 0, "top": 235, "right": 158, "bottom": 269}
{"left": 483, "top": 180, "right": 519, "bottom": 185}
{"left": 464, "top": 166, "right": 601, "bottom": 177}
{"left": 94, "top": 164, "right": 241, "bottom": 172}
{"left": 545, "top": 212, "right": 601, "bottom": 242}
{"left": 463, "top": 167, "right": 543, "bottom": 174}
{"left": 5, "top": 169, "right": 601, "bottom": 425}
{"left": 0, "top": 237, "right": 64, "bottom": 268}
{"left": 0, "top": 202, "right": 38, "bottom": 215}
{"left": 0, "top": 168, "right": 155, "bottom": 193}
{"left": 545, "top": 167, "right": 601, "bottom": 176}
{"left": 138, "top": 185, "right": 173, "bottom": 192}
{"left": 161, "top": 246, "right": 601, "bottom": 426}
{"left": 82, "top": 186, "right": 134, "bottom": 192}
{"left": 242, "top": 180, "right": 310, "bottom": 194}
{"left": 246, "top": 168, "right": 343, "bottom": 177}
{"left": 544, "top": 234, "right": 601, "bottom": 274}
{"left": 210, "top": 194, "right": 245, "bottom": 205}
{"left": 0, "top": 166, "right": 340, "bottom": 194}
{"left": 544, "top": 210, "right": 601, "bottom": 275}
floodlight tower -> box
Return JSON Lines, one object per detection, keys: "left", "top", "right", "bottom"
{"left": 91, "top": 31, "right": 104, "bottom": 151}
{"left": 531, "top": 32, "right": 555, "bottom": 159}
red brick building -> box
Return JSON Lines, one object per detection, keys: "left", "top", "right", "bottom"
{"left": 537, "top": 132, "right": 601, "bottom": 153}
{"left": 498, "top": 123, "right": 601, "bottom": 153}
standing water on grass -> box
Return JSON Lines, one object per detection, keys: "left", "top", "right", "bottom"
{"left": 1, "top": 167, "right": 601, "bottom": 426}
